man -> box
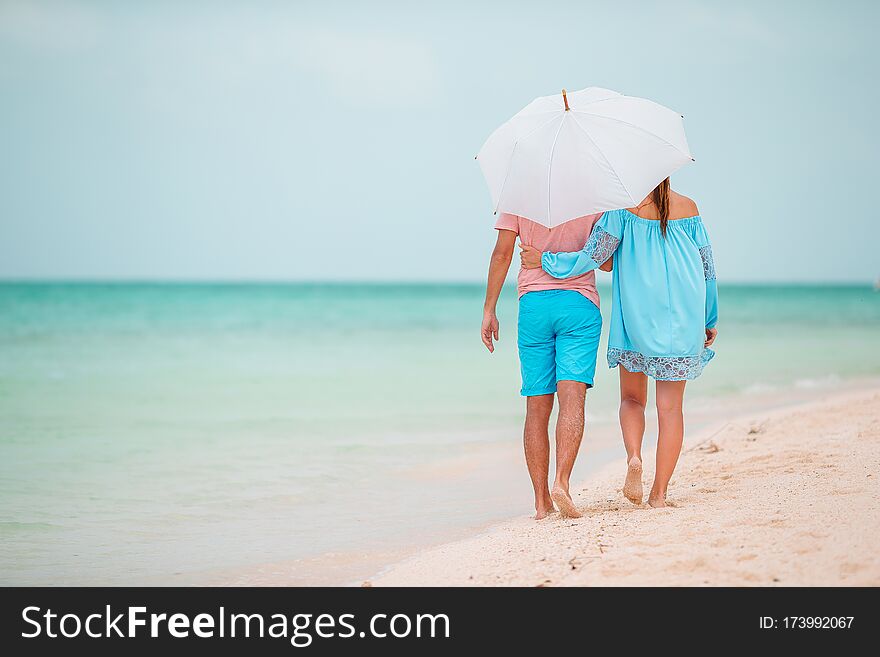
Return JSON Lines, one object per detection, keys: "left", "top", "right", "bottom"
{"left": 481, "top": 212, "right": 608, "bottom": 519}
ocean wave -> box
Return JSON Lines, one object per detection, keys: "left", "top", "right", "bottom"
{"left": 795, "top": 375, "right": 841, "bottom": 389}
{"left": 743, "top": 382, "right": 779, "bottom": 395}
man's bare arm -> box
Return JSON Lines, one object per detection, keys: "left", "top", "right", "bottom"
{"left": 482, "top": 230, "right": 517, "bottom": 352}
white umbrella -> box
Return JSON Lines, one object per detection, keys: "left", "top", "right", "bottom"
{"left": 476, "top": 87, "right": 694, "bottom": 227}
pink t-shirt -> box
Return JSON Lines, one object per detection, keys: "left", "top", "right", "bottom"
{"left": 495, "top": 212, "right": 602, "bottom": 308}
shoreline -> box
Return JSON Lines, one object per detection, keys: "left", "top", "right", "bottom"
{"left": 181, "top": 378, "right": 880, "bottom": 587}
{"left": 368, "top": 386, "right": 880, "bottom": 587}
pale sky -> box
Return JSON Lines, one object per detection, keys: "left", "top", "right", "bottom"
{"left": 1, "top": 0, "right": 877, "bottom": 282}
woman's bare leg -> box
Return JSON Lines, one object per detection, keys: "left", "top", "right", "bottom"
{"left": 618, "top": 366, "right": 648, "bottom": 504}
{"left": 650, "top": 379, "right": 687, "bottom": 508}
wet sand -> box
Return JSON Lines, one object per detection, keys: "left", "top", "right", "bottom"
{"left": 371, "top": 389, "right": 880, "bottom": 586}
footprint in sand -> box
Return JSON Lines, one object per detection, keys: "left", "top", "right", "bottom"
{"left": 839, "top": 562, "right": 863, "bottom": 576}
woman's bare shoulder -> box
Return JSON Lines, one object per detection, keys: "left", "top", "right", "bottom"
{"left": 670, "top": 191, "right": 700, "bottom": 218}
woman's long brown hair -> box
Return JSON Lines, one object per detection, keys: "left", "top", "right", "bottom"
{"left": 652, "top": 177, "right": 671, "bottom": 236}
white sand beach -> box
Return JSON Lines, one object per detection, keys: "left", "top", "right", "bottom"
{"left": 370, "top": 389, "right": 880, "bottom": 586}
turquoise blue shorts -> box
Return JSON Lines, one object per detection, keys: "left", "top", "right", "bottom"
{"left": 517, "top": 290, "right": 602, "bottom": 396}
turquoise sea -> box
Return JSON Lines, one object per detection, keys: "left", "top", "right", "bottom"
{"left": 1, "top": 283, "right": 878, "bottom": 584}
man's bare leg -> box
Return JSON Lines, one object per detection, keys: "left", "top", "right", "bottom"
{"left": 550, "top": 380, "right": 587, "bottom": 518}
{"left": 524, "top": 393, "right": 556, "bottom": 519}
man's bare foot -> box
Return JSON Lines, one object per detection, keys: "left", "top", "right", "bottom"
{"left": 534, "top": 495, "right": 556, "bottom": 520}
{"left": 623, "top": 456, "right": 643, "bottom": 505}
{"left": 550, "top": 486, "right": 583, "bottom": 518}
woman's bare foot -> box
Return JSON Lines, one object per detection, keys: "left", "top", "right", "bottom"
{"left": 623, "top": 456, "right": 643, "bottom": 505}
{"left": 648, "top": 487, "right": 667, "bottom": 508}
{"left": 550, "top": 486, "right": 583, "bottom": 518}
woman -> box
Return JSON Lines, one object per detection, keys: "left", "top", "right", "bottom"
{"left": 520, "top": 178, "right": 718, "bottom": 508}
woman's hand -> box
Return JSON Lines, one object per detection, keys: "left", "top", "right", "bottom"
{"left": 519, "top": 242, "right": 543, "bottom": 270}
{"left": 705, "top": 327, "right": 718, "bottom": 347}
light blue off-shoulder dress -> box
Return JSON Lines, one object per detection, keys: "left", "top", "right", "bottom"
{"left": 541, "top": 208, "right": 718, "bottom": 381}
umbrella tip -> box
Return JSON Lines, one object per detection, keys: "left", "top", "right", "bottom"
{"left": 562, "top": 88, "right": 570, "bottom": 111}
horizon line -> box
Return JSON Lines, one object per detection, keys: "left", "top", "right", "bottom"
{"left": 0, "top": 278, "right": 876, "bottom": 287}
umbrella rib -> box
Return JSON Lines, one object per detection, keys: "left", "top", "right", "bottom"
{"left": 493, "top": 113, "right": 563, "bottom": 214}
{"left": 568, "top": 114, "right": 637, "bottom": 206}
{"left": 546, "top": 115, "right": 567, "bottom": 226}
{"left": 572, "top": 110, "right": 692, "bottom": 159}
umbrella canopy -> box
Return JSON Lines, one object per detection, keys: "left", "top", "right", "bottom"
{"left": 476, "top": 87, "right": 693, "bottom": 227}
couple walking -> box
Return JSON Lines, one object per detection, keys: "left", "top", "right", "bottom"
{"left": 481, "top": 177, "right": 718, "bottom": 518}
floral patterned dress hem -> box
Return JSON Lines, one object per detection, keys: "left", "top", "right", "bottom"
{"left": 607, "top": 347, "right": 715, "bottom": 381}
